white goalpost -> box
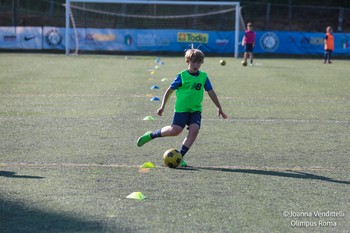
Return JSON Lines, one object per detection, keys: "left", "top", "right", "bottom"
{"left": 65, "top": 0, "right": 240, "bottom": 58}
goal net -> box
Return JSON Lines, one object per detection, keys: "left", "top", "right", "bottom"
{"left": 65, "top": 0, "right": 241, "bottom": 57}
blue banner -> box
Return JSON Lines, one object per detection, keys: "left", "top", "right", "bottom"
{"left": 42, "top": 27, "right": 234, "bottom": 54}
{"left": 0, "top": 27, "right": 42, "bottom": 49}
{"left": 1, "top": 26, "right": 350, "bottom": 55}
{"left": 245, "top": 31, "right": 350, "bottom": 55}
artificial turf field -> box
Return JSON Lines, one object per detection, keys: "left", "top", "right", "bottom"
{"left": 0, "top": 53, "right": 349, "bottom": 233}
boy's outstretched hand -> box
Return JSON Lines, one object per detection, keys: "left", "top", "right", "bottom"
{"left": 218, "top": 108, "right": 228, "bottom": 119}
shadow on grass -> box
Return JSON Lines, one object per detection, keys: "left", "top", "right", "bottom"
{"left": 0, "top": 171, "right": 44, "bottom": 179}
{"left": 181, "top": 167, "right": 350, "bottom": 185}
{"left": 0, "top": 198, "right": 132, "bottom": 233}
{"left": 0, "top": 171, "right": 133, "bottom": 232}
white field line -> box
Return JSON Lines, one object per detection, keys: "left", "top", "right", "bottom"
{"left": 0, "top": 162, "right": 341, "bottom": 172}
{"left": 0, "top": 115, "right": 349, "bottom": 124}
{"left": 204, "top": 118, "right": 350, "bottom": 124}
{"left": 1, "top": 93, "right": 349, "bottom": 102}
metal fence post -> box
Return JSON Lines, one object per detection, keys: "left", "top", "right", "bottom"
{"left": 338, "top": 7, "right": 344, "bottom": 32}
{"left": 265, "top": 3, "right": 270, "bottom": 30}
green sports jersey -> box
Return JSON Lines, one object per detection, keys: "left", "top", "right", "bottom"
{"left": 175, "top": 70, "right": 207, "bottom": 113}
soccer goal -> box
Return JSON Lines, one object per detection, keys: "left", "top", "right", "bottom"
{"left": 65, "top": 0, "right": 241, "bottom": 57}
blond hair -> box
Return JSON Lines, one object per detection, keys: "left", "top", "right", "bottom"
{"left": 185, "top": 47, "right": 204, "bottom": 63}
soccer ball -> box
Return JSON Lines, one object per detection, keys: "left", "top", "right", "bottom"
{"left": 241, "top": 60, "right": 248, "bottom": 66}
{"left": 220, "top": 59, "right": 226, "bottom": 66}
{"left": 163, "top": 148, "right": 182, "bottom": 168}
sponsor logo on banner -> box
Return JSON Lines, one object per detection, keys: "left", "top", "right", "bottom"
{"left": 3, "top": 35, "right": 16, "bottom": 41}
{"left": 85, "top": 33, "right": 115, "bottom": 41}
{"left": 340, "top": 36, "right": 349, "bottom": 49}
{"left": 216, "top": 39, "right": 229, "bottom": 46}
{"left": 300, "top": 37, "right": 323, "bottom": 45}
{"left": 136, "top": 34, "right": 156, "bottom": 47}
{"left": 260, "top": 32, "right": 279, "bottom": 52}
{"left": 125, "top": 34, "right": 132, "bottom": 45}
{"left": 45, "top": 29, "right": 63, "bottom": 47}
{"left": 24, "top": 36, "right": 36, "bottom": 41}
{"left": 177, "top": 33, "right": 208, "bottom": 43}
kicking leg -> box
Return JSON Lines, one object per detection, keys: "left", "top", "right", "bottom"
{"left": 137, "top": 125, "right": 183, "bottom": 147}
{"left": 160, "top": 125, "right": 183, "bottom": 137}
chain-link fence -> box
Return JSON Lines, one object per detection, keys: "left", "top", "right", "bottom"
{"left": 241, "top": 3, "right": 350, "bottom": 32}
{"left": 0, "top": 1, "right": 349, "bottom": 32}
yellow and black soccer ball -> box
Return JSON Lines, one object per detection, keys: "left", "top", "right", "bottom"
{"left": 163, "top": 148, "right": 182, "bottom": 168}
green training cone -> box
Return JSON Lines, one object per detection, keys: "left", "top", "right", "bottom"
{"left": 140, "top": 162, "right": 156, "bottom": 168}
{"left": 126, "top": 192, "right": 147, "bottom": 200}
{"left": 143, "top": 116, "right": 155, "bottom": 121}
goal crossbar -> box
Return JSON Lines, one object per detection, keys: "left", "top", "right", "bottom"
{"left": 65, "top": 0, "right": 240, "bottom": 57}
{"left": 67, "top": 0, "right": 239, "bottom": 6}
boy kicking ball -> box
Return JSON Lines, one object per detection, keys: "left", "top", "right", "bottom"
{"left": 137, "top": 46, "right": 228, "bottom": 167}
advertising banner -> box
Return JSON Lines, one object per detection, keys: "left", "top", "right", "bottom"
{"left": 0, "top": 27, "right": 42, "bottom": 49}
{"left": 247, "top": 31, "right": 350, "bottom": 55}
{"left": 42, "top": 27, "right": 234, "bottom": 54}
{"left": 1, "top": 26, "right": 350, "bottom": 55}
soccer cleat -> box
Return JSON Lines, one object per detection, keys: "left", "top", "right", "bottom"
{"left": 137, "top": 131, "right": 152, "bottom": 147}
{"left": 180, "top": 159, "right": 188, "bottom": 167}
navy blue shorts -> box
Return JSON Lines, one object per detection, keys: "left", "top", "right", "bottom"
{"left": 172, "top": 111, "right": 202, "bottom": 129}
{"left": 245, "top": 44, "right": 254, "bottom": 52}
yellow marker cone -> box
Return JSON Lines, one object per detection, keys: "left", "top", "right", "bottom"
{"left": 126, "top": 192, "right": 147, "bottom": 200}
{"left": 161, "top": 78, "right": 168, "bottom": 82}
{"left": 140, "top": 162, "right": 155, "bottom": 168}
{"left": 143, "top": 116, "right": 155, "bottom": 121}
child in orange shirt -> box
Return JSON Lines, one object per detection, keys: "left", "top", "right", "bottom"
{"left": 324, "top": 26, "right": 334, "bottom": 64}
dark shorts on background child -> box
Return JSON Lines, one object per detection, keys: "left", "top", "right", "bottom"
{"left": 245, "top": 44, "right": 254, "bottom": 52}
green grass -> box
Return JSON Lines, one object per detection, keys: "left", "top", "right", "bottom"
{"left": 0, "top": 53, "right": 349, "bottom": 233}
